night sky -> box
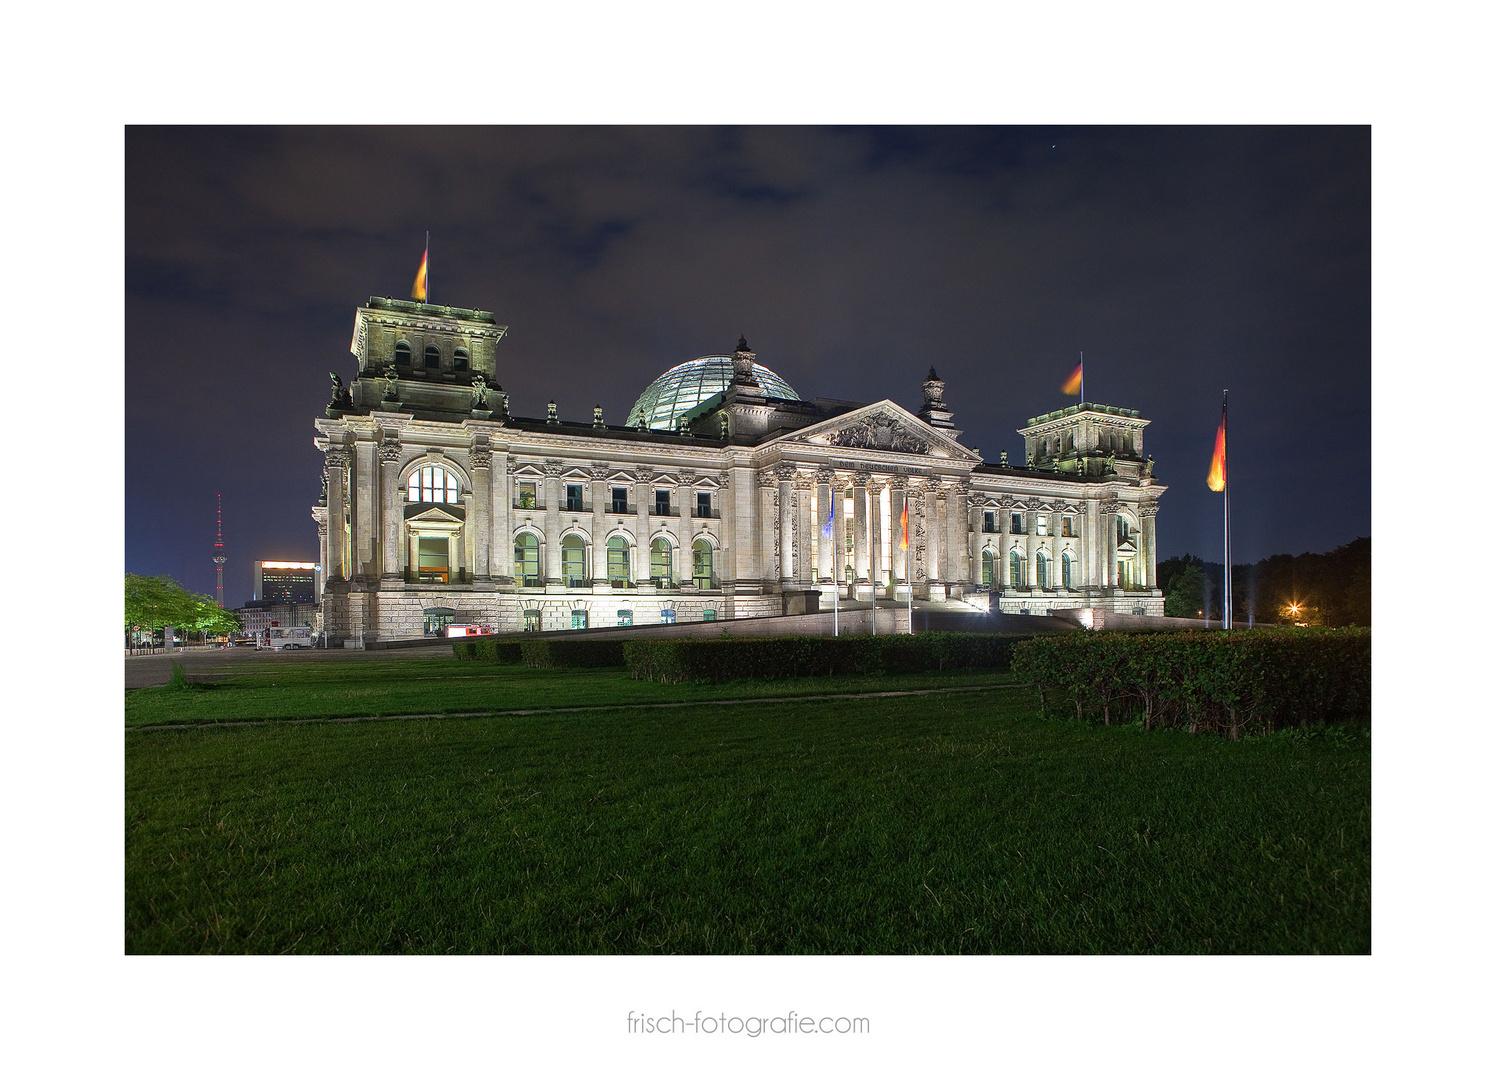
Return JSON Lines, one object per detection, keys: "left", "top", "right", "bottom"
{"left": 126, "top": 126, "right": 1369, "bottom": 606}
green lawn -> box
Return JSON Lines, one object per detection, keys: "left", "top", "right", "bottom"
{"left": 125, "top": 659, "right": 1012, "bottom": 726}
{"left": 125, "top": 664, "right": 1370, "bottom": 954}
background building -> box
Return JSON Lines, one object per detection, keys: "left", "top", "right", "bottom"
{"left": 315, "top": 296, "right": 1165, "bottom": 644}
{"left": 254, "top": 561, "right": 321, "bottom": 604}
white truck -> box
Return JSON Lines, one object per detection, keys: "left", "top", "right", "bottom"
{"left": 265, "top": 626, "right": 315, "bottom": 650}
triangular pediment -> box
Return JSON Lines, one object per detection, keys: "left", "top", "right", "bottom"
{"left": 404, "top": 504, "right": 465, "bottom": 525}
{"left": 769, "top": 401, "right": 981, "bottom": 462}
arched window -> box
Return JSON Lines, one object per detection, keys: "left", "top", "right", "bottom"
{"left": 453, "top": 347, "right": 469, "bottom": 371}
{"left": 394, "top": 341, "right": 411, "bottom": 366}
{"left": 692, "top": 539, "right": 713, "bottom": 590}
{"left": 607, "top": 536, "right": 631, "bottom": 587}
{"left": 561, "top": 535, "right": 586, "bottom": 588}
{"left": 409, "top": 465, "right": 459, "bottom": 504}
{"left": 981, "top": 550, "right": 994, "bottom": 587}
{"left": 514, "top": 533, "right": 540, "bottom": 587}
{"left": 1036, "top": 551, "right": 1048, "bottom": 589}
{"left": 650, "top": 537, "right": 673, "bottom": 586}
{"left": 1062, "top": 552, "right": 1074, "bottom": 589}
{"left": 1009, "top": 549, "right": 1024, "bottom": 588}
{"left": 423, "top": 344, "right": 440, "bottom": 368}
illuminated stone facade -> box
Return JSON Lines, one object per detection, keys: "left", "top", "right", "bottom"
{"left": 314, "top": 297, "right": 1165, "bottom": 643}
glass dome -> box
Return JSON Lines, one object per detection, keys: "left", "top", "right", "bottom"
{"left": 627, "top": 355, "right": 800, "bottom": 431}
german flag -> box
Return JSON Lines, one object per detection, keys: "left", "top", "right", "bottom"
{"left": 899, "top": 499, "right": 909, "bottom": 551}
{"left": 411, "top": 243, "right": 428, "bottom": 302}
{"left": 1207, "top": 395, "right": 1227, "bottom": 492}
{"left": 1061, "top": 357, "right": 1083, "bottom": 396}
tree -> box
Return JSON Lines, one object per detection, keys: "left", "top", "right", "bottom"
{"left": 1163, "top": 563, "right": 1209, "bottom": 618}
{"left": 125, "top": 574, "right": 241, "bottom": 644}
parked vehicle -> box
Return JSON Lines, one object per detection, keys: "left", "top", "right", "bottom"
{"left": 444, "top": 624, "right": 493, "bottom": 638}
{"left": 266, "top": 626, "right": 315, "bottom": 650}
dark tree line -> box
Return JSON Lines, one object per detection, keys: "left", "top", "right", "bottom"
{"left": 1158, "top": 537, "right": 1370, "bottom": 627}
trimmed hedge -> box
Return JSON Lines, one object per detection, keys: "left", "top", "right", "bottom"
{"left": 1011, "top": 627, "right": 1371, "bottom": 737}
{"left": 518, "top": 638, "right": 627, "bottom": 669}
{"left": 452, "top": 637, "right": 524, "bottom": 664}
{"left": 622, "top": 632, "right": 1024, "bottom": 684}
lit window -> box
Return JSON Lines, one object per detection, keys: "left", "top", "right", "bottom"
{"left": 1036, "top": 514, "right": 1049, "bottom": 537}
{"left": 409, "top": 465, "right": 459, "bottom": 503}
{"left": 523, "top": 609, "right": 542, "bottom": 632}
{"left": 453, "top": 348, "right": 469, "bottom": 371}
{"left": 660, "top": 609, "right": 676, "bottom": 624}
{"left": 570, "top": 610, "right": 588, "bottom": 630}
{"left": 981, "top": 550, "right": 994, "bottom": 586}
{"left": 703, "top": 609, "right": 716, "bottom": 622}
{"left": 561, "top": 535, "right": 586, "bottom": 587}
{"left": 1062, "top": 552, "right": 1073, "bottom": 588}
{"left": 651, "top": 537, "right": 672, "bottom": 585}
{"left": 1036, "top": 551, "right": 1048, "bottom": 589}
{"left": 1009, "top": 550, "right": 1024, "bottom": 587}
{"left": 517, "top": 481, "right": 536, "bottom": 509}
{"left": 514, "top": 533, "right": 540, "bottom": 587}
{"left": 395, "top": 341, "right": 411, "bottom": 366}
{"left": 692, "top": 539, "right": 713, "bottom": 589}
{"left": 616, "top": 609, "right": 633, "bottom": 627}
{"left": 607, "top": 536, "right": 630, "bottom": 586}
{"left": 1062, "top": 516, "right": 1075, "bottom": 537}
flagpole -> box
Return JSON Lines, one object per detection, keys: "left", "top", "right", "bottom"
{"left": 1080, "top": 350, "right": 1084, "bottom": 403}
{"left": 425, "top": 231, "right": 430, "bottom": 306}
{"left": 1222, "top": 390, "right": 1231, "bottom": 629}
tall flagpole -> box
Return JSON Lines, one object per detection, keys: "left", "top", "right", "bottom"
{"left": 1080, "top": 350, "right": 1085, "bottom": 403}
{"left": 425, "top": 231, "right": 430, "bottom": 305}
{"left": 1222, "top": 390, "right": 1232, "bottom": 629}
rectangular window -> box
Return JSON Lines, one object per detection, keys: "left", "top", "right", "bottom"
{"left": 417, "top": 536, "right": 448, "bottom": 583}
{"left": 1011, "top": 513, "right": 1025, "bottom": 534}
{"left": 523, "top": 609, "right": 542, "bottom": 633}
{"left": 654, "top": 489, "right": 671, "bottom": 515}
{"left": 616, "top": 609, "right": 633, "bottom": 627}
{"left": 660, "top": 609, "right": 676, "bottom": 624}
{"left": 570, "top": 610, "right": 588, "bottom": 630}
{"left": 983, "top": 511, "right": 996, "bottom": 533}
{"left": 611, "top": 486, "right": 628, "bottom": 513}
{"left": 1036, "top": 514, "right": 1049, "bottom": 537}
{"left": 566, "top": 484, "right": 583, "bottom": 511}
{"left": 696, "top": 491, "right": 712, "bottom": 518}
{"left": 703, "top": 609, "right": 716, "bottom": 622}
{"left": 1062, "top": 516, "right": 1075, "bottom": 537}
{"left": 518, "top": 481, "right": 536, "bottom": 509}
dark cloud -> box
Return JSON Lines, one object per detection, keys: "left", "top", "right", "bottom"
{"left": 126, "top": 126, "right": 1369, "bottom": 606}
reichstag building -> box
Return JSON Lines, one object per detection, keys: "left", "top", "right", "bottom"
{"left": 315, "top": 297, "right": 1165, "bottom": 642}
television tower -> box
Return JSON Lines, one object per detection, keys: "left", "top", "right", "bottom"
{"left": 213, "top": 494, "right": 227, "bottom": 607}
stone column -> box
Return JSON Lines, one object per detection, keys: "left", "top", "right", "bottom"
{"left": 1025, "top": 508, "right": 1037, "bottom": 587}
{"left": 1101, "top": 497, "right": 1120, "bottom": 589}
{"left": 814, "top": 472, "right": 833, "bottom": 582}
{"left": 316, "top": 517, "right": 329, "bottom": 593}
{"left": 590, "top": 466, "right": 609, "bottom": 585}
{"left": 471, "top": 447, "right": 491, "bottom": 580}
{"left": 890, "top": 481, "right": 907, "bottom": 589}
{"left": 794, "top": 474, "right": 814, "bottom": 585}
{"left": 1141, "top": 501, "right": 1158, "bottom": 589}
{"left": 379, "top": 438, "right": 402, "bottom": 580}
{"left": 923, "top": 483, "right": 941, "bottom": 590}
{"left": 635, "top": 467, "right": 652, "bottom": 585}
{"left": 853, "top": 472, "right": 870, "bottom": 583}
{"left": 948, "top": 482, "right": 968, "bottom": 586}
{"left": 775, "top": 469, "right": 793, "bottom": 586}
{"left": 997, "top": 499, "right": 1010, "bottom": 590}
{"left": 495, "top": 453, "right": 513, "bottom": 584}
{"left": 352, "top": 439, "right": 376, "bottom": 580}
{"left": 868, "top": 481, "right": 883, "bottom": 595}
{"left": 325, "top": 448, "right": 348, "bottom": 581}
{"left": 543, "top": 462, "right": 562, "bottom": 585}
